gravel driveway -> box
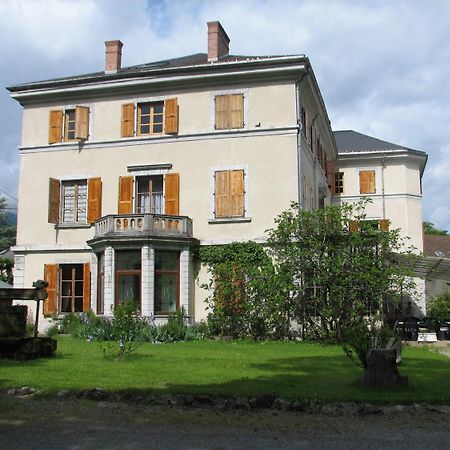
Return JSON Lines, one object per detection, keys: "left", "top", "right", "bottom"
{"left": 1, "top": 397, "right": 450, "bottom": 450}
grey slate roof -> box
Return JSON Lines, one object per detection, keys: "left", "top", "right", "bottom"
{"left": 333, "top": 130, "right": 417, "bottom": 154}
{"left": 423, "top": 235, "right": 450, "bottom": 258}
{"left": 8, "top": 52, "right": 301, "bottom": 92}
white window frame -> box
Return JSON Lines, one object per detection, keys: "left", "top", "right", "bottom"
{"left": 60, "top": 179, "right": 88, "bottom": 224}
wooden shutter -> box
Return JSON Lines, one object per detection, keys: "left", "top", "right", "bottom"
{"left": 164, "top": 173, "right": 180, "bottom": 215}
{"left": 359, "top": 170, "right": 375, "bottom": 194}
{"left": 87, "top": 177, "right": 102, "bottom": 223}
{"left": 118, "top": 176, "right": 133, "bottom": 214}
{"left": 215, "top": 95, "right": 229, "bottom": 130}
{"left": 48, "top": 110, "right": 63, "bottom": 144}
{"left": 75, "top": 106, "right": 89, "bottom": 140}
{"left": 164, "top": 98, "right": 179, "bottom": 134}
{"left": 215, "top": 170, "right": 229, "bottom": 218}
{"left": 83, "top": 263, "right": 91, "bottom": 312}
{"left": 121, "top": 103, "right": 135, "bottom": 138}
{"left": 380, "top": 219, "right": 390, "bottom": 232}
{"left": 349, "top": 221, "right": 360, "bottom": 233}
{"left": 229, "top": 94, "right": 244, "bottom": 129}
{"left": 327, "top": 161, "right": 336, "bottom": 192}
{"left": 44, "top": 264, "right": 58, "bottom": 316}
{"left": 48, "top": 178, "right": 60, "bottom": 224}
{"left": 229, "top": 170, "right": 245, "bottom": 217}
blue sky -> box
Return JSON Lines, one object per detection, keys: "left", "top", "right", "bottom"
{"left": 1, "top": 0, "right": 450, "bottom": 231}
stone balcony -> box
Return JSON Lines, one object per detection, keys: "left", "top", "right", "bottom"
{"left": 93, "top": 213, "right": 194, "bottom": 240}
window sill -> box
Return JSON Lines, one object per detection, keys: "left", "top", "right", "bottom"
{"left": 55, "top": 223, "right": 92, "bottom": 229}
{"left": 208, "top": 217, "right": 252, "bottom": 224}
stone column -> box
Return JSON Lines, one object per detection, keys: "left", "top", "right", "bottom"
{"left": 141, "top": 245, "right": 155, "bottom": 317}
{"left": 103, "top": 246, "right": 114, "bottom": 316}
{"left": 90, "top": 253, "right": 98, "bottom": 313}
{"left": 179, "top": 247, "right": 191, "bottom": 318}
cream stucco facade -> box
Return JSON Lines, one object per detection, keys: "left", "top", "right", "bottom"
{"left": 8, "top": 23, "right": 426, "bottom": 330}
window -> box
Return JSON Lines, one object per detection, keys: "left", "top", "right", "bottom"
{"left": 48, "top": 177, "right": 102, "bottom": 225}
{"left": 334, "top": 172, "right": 344, "bottom": 194}
{"left": 135, "top": 176, "right": 163, "bottom": 214}
{"left": 121, "top": 98, "right": 178, "bottom": 137}
{"left": 215, "top": 94, "right": 244, "bottom": 130}
{"left": 359, "top": 170, "right": 376, "bottom": 194}
{"left": 43, "top": 263, "right": 90, "bottom": 316}
{"left": 48, "top": 106, "right": 89, "bottom": 144}
{"left": 118, "top": 173, "right": 179, "bottom": 215}
{"left": 61, "top": 180, "right": 87, "bottom": 223}
{"left": 64, "top": 109, "right": 76, "bottom": 141}
{"left": 214, "top": 169, "right": 245, "bottom": 218}
{"left": 154, "top": 251, "right": 179, "bottom": 314}
{"left": 138, "top": 102, "right": 164, "bottom": 135}
{"left": 115, "top": 250, "right": 141, "bottom": 308}
{"left": 60, "top": 264, "right": 84, "bottom": 313}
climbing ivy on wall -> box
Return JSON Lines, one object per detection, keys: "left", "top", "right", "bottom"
{"left": 199, "top": 241, "right": 291, "bottom": 339}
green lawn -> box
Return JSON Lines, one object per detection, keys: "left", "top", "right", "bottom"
{"left": 1, "top": 337, "right": 450, "bottom": 404}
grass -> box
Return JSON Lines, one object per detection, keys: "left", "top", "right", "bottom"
{"left": 1, "top": 337, "right": 450, "bottom": 404}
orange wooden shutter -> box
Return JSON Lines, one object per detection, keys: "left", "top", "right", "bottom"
{"left": 75, "top": 106, "right": 89, "bottom": 140}
{"left": 215, "top": 171, "right": 229, "bottom": 218}
{"left": 368, "top": 171, "right": 375, "bottom": 193}
{"left": 164, "top": 98, "right": 179, "bottom": 134}
{"left": 83, "top": 263, "right": 91, "bottom": 312}
{"left": 360, "top": 170, "right": 375, "bottom": 194}
{"left": 229, "top": 94, "right": 244, "bottom": 129}
{"left": 48, "top": 110, "right": 63, "bottom": 144}
{"left": 349, "top": 221, "right": 360, "bottom": 233}
{"left": 229, "top": 170, "right": 245, "bottom": 217}
{"left": 118, "top": 176, "right": 133, "bottom": 214}
{"left": 215, "top": 95, "right": 229, "bottom": 130}
{"left": 380, "top": 219, "right": 390, "bottom": 232}
{"left": 164, "top": 173, "right": 180, "bottom": 215}
{"left": 44, "top": 264, "right": 58, "bottom": 316}
{"left": 87, "top": 177, "right": 102, "bottom": 223}
{"left": 327, "top": 161, "right": 336, "bottom": 192}
{"left": 121, "top": 103, "right": 135, "bottom": 137}
{"left": 48, "top": 178, "right": 60, "bottom": 224}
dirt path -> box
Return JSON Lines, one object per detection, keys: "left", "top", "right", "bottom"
{"left": 1, "top": 397, "right": 450, "bottom": 449}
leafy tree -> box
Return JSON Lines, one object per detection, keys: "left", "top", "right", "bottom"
{"left": 428, "top": 293, "right": 450, "bottom": 321}
{"left": 0, "top": 196, "right": 16, "bottom": 250}
{"left": 423, "top": 221, "right": 448, "bottom": 236}
{"left": 0, "top": 257, "right": 13, "bottom": 284}
{"left": 266, "top": 200, "right": 417, "bottom": 343}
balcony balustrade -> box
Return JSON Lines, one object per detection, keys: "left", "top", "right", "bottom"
{"left": 94, "top": 213, "right": 193, "bottom": 239}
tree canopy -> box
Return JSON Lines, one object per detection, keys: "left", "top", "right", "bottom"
{"left": 423, "top": 221, "right": 448, "bottom": 236}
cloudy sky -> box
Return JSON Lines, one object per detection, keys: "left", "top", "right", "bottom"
{"left": 1, "top": 0, "right": 449, "bottom": 230}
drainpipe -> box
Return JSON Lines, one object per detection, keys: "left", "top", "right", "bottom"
{"left": 295, "top": 75, "right": 306, "bottom": 211}
{"left": 381, "top": 153, "right": 387, "bottom": 219}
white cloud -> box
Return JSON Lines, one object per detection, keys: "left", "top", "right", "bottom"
{"left": 1, "top": 0, "right": 449, "bottom": 230}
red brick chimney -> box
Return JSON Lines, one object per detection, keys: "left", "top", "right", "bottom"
{"left": 207, "top": 21, "right": 230, "bottom": 62}
{"left": 105, "top": 40, "right": 123, "bottom": 73}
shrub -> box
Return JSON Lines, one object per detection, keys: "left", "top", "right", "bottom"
{"left": 111, "top": 301, "right": 146, "bottom": 356}
{"left": 428, "top": 293, "right": 450, "bottom": 321}
{"left": 341, "top": 318, "right": 398, "bottom": 368}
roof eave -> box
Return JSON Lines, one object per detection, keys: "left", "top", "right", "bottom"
{"left": 7, "top": 54, "right": 308, "bottom": 94}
